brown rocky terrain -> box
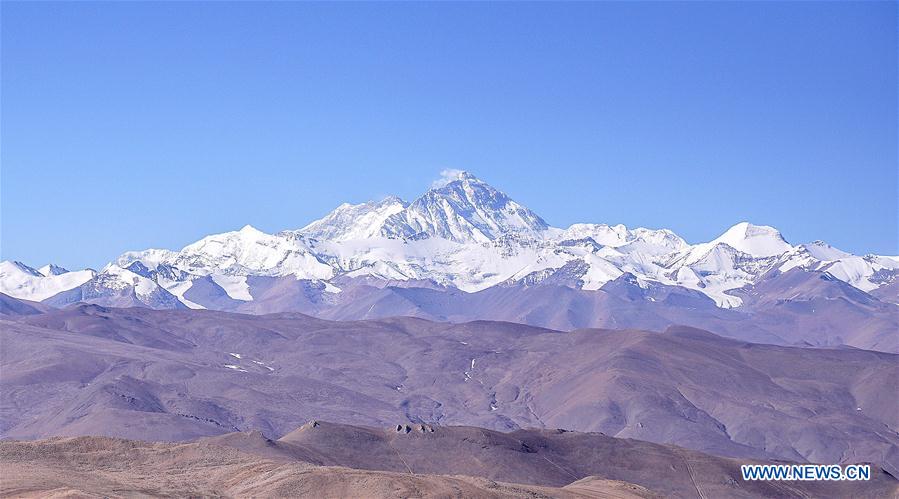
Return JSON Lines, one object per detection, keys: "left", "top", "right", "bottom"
{"left": 0, "top": 434, "right": 652, "bottom": 498}
{"left": 2, "top": 421, "right": 896, "bottom": 498}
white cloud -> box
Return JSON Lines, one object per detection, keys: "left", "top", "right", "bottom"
{"left": 430, "top": 169, "right": 467, "bottom": 189}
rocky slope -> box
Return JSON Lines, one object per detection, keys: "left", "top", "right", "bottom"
{"left": 2, "top": 296, "right": 896, "bottom": 472}
{"left": 3, "top": 422, "right": 896, "bottom": 498}
{"left": 1, "top": 434, "right": 649, "bottom": 499}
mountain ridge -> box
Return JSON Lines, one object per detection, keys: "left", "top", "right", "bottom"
{"left": 2, "top": 171, "right": 897, "bottom": 349}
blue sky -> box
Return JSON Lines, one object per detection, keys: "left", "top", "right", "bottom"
{"left": 2, "top": 2, "right": 896, "bottom": 269}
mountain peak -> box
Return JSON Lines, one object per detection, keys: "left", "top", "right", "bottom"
{"left": 379, "top": 195, "right": 407, "bottom": 205}
{"left": 0, "top": 260, "right": 95, "bottom": 302}
{"left": 712, "top": 222, "right": 791, "bottom": 257}
{"left": 801, "top": 240, "right": 852, "bottom": 261}
{"left": 238, "top": 224, "right": 264, "bottom": 235}
{"left": 721, "top": 221, "right": 778, "bottom": 237}
{"left": 38, "top": 264, "right": 69, "bottom": 276}
{"left": 429, "top": 169, "right": 478, "bottom": 189}
{"left": 2, "top": 261, "right": 43, "bottom": 277}
{"left": 433, "top": 171, "right": 488, "bottom": 192}
{"left": 299, "top": 171, "right": 547, "bottom": 244}
{"left": 300, "top": 196, "right": 408, "bottom": 241}
{"left": 381, "top": 171, "right": 548, "bottom": 243}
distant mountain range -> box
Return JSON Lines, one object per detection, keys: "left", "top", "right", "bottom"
{"left": 3, "top": 171, "right": 897, "bottom": 351}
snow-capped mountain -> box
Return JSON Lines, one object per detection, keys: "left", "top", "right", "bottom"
{"left": 116, "top": 225, "right": 334, "bottom": 280}
{"left": 555, "top": 224, "right": 688, "bottom": 254}
{"left": 692, "top": 222, "right": 792, "bottom": 260}
{"left": 163, "top": 224, "right": 333, "bottom": 280}
{"left": 300, "top": 196, "right": 408, "bottom": 241}
{"left": 777, "top": 245, "right": 899, "bottom": 293}
{"left": 0, "top": 261, "right": 95, "bottom": 302}
{"left": 2, "top": 171, "right": 896, "bottom": 316}
{"left": 41, "top": 264, "right": 186, "bottom": 310}
{"left": 378, "top": 171, "right": 549, "bottom": 243}
{"left": 37, "top": 264, "right": 69, "bottom": 277}
{"left": 300, "top": 171, "right": 548, "bottom": 245}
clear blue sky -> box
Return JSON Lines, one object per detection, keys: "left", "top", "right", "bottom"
{"left": 2, "top": 1, "right": 896, "bottom": 269}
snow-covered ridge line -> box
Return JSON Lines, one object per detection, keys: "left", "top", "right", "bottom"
{"left": 2, "top": 171, "right": 896, "bottom": 310}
